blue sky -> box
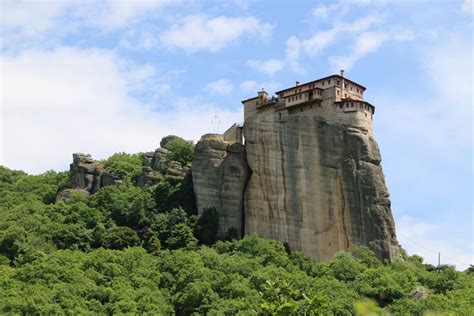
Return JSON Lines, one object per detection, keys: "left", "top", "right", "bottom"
{"left": 1, "top": 0, "right": 472, "bottom": 269}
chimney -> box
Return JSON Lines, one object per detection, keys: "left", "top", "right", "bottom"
{"left": 340, "top": 69, "right": 345, "bottom": 77}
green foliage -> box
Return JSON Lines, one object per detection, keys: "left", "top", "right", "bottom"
{"left": 89, "top": 185, "right": 154, "bottom": 228}
{"left": 162, "top": 138, "right": 195, "bottom": 166}
{"left": 224, "top": 227, "right": 240, "bottom": 241}
{"left": 330, "top": 251, "right": 364, "bottom": 282}
{"left": 0, "top": 248, "right": 173, "bottom": 314}
{"left": 154, "top": 174, "right": 197, "bottom": 215}
{"left": 102, "top": 226, "right": 141, "bottom": 250}
{"left": 150, "top": 208, "right": 198, "bottom": 250}
{"left": 101, "top": 152, "right": 143, "bottom": 182}
{"left": 0, "top": 165, "right": 473, "bottom": 314}
{"left": 194, "top": 207, "right": 219, "bottom": 245}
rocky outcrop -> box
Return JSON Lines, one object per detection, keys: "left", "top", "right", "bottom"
{"left": 166, "top": 161, "right": 190, "bottom": 177}
{"left": 152, "top": 148, "right": 171, "bottom": 173}
{"left": 70, "top": 153, "right": 122, "bottom": 194}
{"left": 56, "top": 188, "right": 90, "bottom": 202}
{"left": 243, "top": 112, "right": 399, "bottom": 261}
{"left": 409, "top": 286, "right": 429, "bottom": 300}
{"left": 160, "top": 135, "right": 179, "bottom": 148}
{"left": 135, "top": 167, "right": 162, "bottom": 187}
{"left": 192, "top": 134, "right": 250, "bottom": 238}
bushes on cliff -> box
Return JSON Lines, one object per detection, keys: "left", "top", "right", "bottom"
{"left": 101, "top": 152, "right": 143, "bottom": 183}
{"left": 162, "top": 137, "right": 195, "bottom": 166}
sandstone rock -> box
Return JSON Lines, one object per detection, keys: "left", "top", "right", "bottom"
{"left": 160, "top": 135, "right": 180, "bottom": 149}
{"left": 135, "top": 166, "right": 162, "bottom": 187}
{"left": 409, "top": 286, "right": 429, "bottom": 300}
{"left": 152, "top": 148, "right": 171, "bottom": 172}
{"left": 166, "top": 161, "right": 187, "bottom": 177}
{"left": 192, "top": 134, "right": 250, "bottom": 238}
{"left": 243, "top": 112, "right": 399, "bottom": 261}
{"left": 56, "top": 188, "right": 90, "bottom": 202}
{"left": 70, "top": 153, "right": 121, "bottom": 194}
{"left": 142, "top": 152, "right": 155, "bottom": 166}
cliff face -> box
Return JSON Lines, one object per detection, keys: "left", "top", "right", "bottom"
{"left": 192, "top": 134, "right": 250, "bottom": 238}
{"left": 70, "top": 153, "right": 122, "bottom": 194}
{"left": 243, "top": 112, "right": 399, "bottom": 261}
{"left": 192, "top": 111, "right": 399, "bottom": 261}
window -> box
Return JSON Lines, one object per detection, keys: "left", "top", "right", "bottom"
{"left": 339, "top": 104, "right": 343, "bottom": 109}
{"left": 351, "top": 103, "right": 354, "bottom": 107}
{"left": 336, "top": 80, "right": 340, "bottom": 85}
{"left": 327, "top": 79, "right": 331, "bottom": 84}
{"left": 337, "top": 90, "right": 340, "bottom": 95}
{"left": 345, "top": 93, "right": 347, "bottom": 98}
{"left": 322, "top": 81, "right": 325, "bottom": 86}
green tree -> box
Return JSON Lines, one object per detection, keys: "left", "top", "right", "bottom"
{"left": 154, "top": 174, "right": 197, "bottom": 215}
{"left": 101, "top": 152, "right": 143, "bottom": 182}
{"left": 162, "top": 138, "right": 195, "bottom": 166}
{"left": 102, "top": 227, "right": 141, "bottom": 250}
{"left": 194, "top": 207, "right": 219, "bottom": 245}
{"left": 89, "top": 185, "right": 154, "bottom": 228}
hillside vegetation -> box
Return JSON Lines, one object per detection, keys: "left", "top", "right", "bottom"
{"left": 0, "top": 150, "right": 472, "bottom": 315}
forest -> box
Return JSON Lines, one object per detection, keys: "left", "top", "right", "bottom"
{"left": 0, "top": 140, "right": 472, "bottom": 315}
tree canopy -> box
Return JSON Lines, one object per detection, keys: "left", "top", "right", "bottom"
{"left": 0, "top": 163, "right": 472, "bottom": 314}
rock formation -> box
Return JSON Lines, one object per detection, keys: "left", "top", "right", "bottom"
{"left": 193, "top": 113, "right": 399, "bottom": 262}
{"left": 243, "top": 112, "right": 399, "bottom": 261}
{"left": 192, "top": 134, "right": 250, "bottom": 238}
{"left": 56, "top": 188, "right": 90, "bottom": 202}
{"left": 69, "top": 153, "right": 122, "bottom": 194}
{"left": 135, "top": 167, "right": 162, "bottom": 187}
{"left": 160, "top": 135, "right": 179, "bottom": 148}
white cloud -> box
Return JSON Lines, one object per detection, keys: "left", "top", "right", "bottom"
{"left": 78, "top": 0, "right": 176, "bottom": 30}
{"left": 312, "top": 3, "right": 339, "bottom": 19}
{"left": 331, "top": 31, "right": 388, "bottom": 71}
{"left": 247, "top": 59, "right": 284, "bottom": 76}
{"left": 396, "top": 215, "right": 473, "bottom": 271}
{"left": 204, "top": 79, "right": 234, "bottom": 95}
{"left": 119, "top": 29, "right": 160, "bottom": 50}
{"left": 0, "top": 47, "right": 241, "bottom": 174}
{"left": 293, "top": 13, "right": 383, "bottom": 61}
{"left": 311, "top": 0, "right": 376, "bottom": 19}
{"left": 160, "top": 15, "right": 272, "bottom": 53}
{"left": 461, "top": 0, "right": 473, "bottom": 14}
{"left": 239, "top": 80, "right": 281, "bottom": 95}
{"left": 0, "top": 1, "right": 67, "bottom": 34}
{"left": 330, "top": 29, "right": 415, "bottom": 71}
{"left": 286, "top": 36, "right": 304, "bottom": 74}
{"left": 0, "top": 0, "right": 176, "bottom": 49}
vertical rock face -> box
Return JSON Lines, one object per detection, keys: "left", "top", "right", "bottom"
{"left": 70, "top": 153, "right": 122, "bottom": 194}
{"left": 192, "top": 134, "right": 250, "bottom": 238}
{"left": 244, "top": 112, "right": 399, "bottom": 261}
